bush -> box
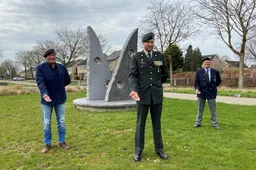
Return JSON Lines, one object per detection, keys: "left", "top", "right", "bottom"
{"left": 0, "top": 82, "right": 8, "bottom": 86}
{"left": 65, "top": 86, "right": 84, "bottom": 92}
{"left": 0, "top": 85, "right": 84, "bottom": 96}
{"left": 0, "top": 85, "right": 38, "bottom": 96}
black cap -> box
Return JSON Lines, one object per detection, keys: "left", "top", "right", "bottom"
{"left": 142, "top": 32, "right": 154, "bottom": 42}
{"left": 202, "top": 57, "right": 211, "bottom": 62}
{"left": 43, "top": 49, "right": 56, "bottom": 58}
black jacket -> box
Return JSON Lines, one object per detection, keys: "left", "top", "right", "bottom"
{"left": 36, "top": 62, "right": 71, "bottom": 106}
{"left": 194, "top": 68, "right": 222, "bottom": 99}
{"left": 129, "top": 51, "right": 168, "bottom": 105}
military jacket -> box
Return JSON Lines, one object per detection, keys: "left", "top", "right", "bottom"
{"left": 129, "top": 50, "right": 168, "bottom": 105}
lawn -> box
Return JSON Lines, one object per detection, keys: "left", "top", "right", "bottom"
{"left": 0, "top": 92, "right": 255, "bottom": 169}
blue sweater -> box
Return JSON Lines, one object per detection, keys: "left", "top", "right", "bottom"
{"left": 36, "top": 62, "right": 71, "bottom": 106}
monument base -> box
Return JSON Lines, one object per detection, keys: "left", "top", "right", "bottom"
{"left": 73, "top": 98, "right": 137, "bottom": 112}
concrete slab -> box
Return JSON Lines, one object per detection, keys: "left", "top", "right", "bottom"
{"left": 164, "top": 92, "right": 256, "bottom": 106}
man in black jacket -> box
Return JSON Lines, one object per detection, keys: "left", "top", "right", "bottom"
{"left": 194, "top": 57, "right": 222, "bottom": 130}
{"left": 128, "top": 32, "right": 168, "bottom": 161}
{"left": 36, "top": 49, "right": 71, "bottom": 154}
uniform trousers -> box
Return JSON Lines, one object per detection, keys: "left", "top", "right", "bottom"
{"left": 135, "top": 102, "right": 163, "bottom": 154}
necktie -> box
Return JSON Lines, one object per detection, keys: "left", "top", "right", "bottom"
{"left": 206, "top": 69, "right": 209, "bottom": 82}
{"left": 148, "top": 52, "right": 151, "bottom": 59}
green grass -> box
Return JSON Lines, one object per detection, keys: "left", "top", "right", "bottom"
{"left": 0, "top": 92, "right": 256, "bottom": 169}
{"left": 164, "top": 86, "right": 256, "bottom": 98}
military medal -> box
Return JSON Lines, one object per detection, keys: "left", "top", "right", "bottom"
{"left": 153, "top": 61, "right": 163, "bottom": 67}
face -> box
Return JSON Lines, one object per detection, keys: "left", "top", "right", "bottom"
{"left": 203, "top": 60, "right": 211, "bottom": 68}
{"left": 45, "top": 54, "right": 56, "bottom": 64}
{"left": 142, "top": 39, "right": 154, "bottom": 52}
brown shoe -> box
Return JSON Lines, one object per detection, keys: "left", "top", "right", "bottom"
{"left": 41, "top": 144, "right": 51, "bottom": 154}
{"left": 59, "top": 142, "right": 70, "bottom": 150}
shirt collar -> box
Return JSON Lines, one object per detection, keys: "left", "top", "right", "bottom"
{"left": 204, "top": 68, "right": 210, "bottom": 72}
{"left": 144, "top": 49, "right": 153, "bottom": 56}
{"left": 46, "top": 61, "right": 57, "bottom": 69}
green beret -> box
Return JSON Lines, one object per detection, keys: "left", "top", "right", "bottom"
{"left": 142, "top": 32, "right": 154, "bottom": 42}
{"left": 202, "top": 57, "right": 211, "bottom": 62}
{"left": 43, "top": 49, "right": 56, "bottom": 58}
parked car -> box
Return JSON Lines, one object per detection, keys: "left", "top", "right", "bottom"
{"left": 0, "top": 77, "right": 4, "bottom": 80}
{"left": 13, "top": 77, "right": 25, "bottom": 81}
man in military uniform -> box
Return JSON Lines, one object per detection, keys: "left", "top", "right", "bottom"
{"left": 194, "top": 57, "right": 222, "bottom": 130}
{"left": 128, "top": 32, "right": 168, "bottom": 161}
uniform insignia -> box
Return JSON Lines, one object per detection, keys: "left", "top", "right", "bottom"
{"left": 140, "top": 58, "right": 144, "bottom": 64}
{"left": 153, "top": 61, "right": 163, "bottom": 67}
{"left": 213, "top": 76, "right": 216, "bottom": 82}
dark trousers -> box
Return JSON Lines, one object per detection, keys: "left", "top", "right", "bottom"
{"left": 135, "top": 103, "right": 163, "bottom": 154}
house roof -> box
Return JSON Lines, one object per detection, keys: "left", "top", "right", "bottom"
{"left": 106, "top": 50, "right": 121, "bottom": 61}
{"left": 250, "top": 64, "right": 256, "bottom": 69}
{"left": 66, "top": 59, "right": 84, "bottom": 67}
{"left": 77, "top": 59, "right": 87, "bottom": 66}
{"left": 225, "top": 60, "right": 248, "bottom": 68}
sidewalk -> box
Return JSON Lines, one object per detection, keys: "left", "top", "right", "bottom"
{"left": 164, "top": 92, "right": 256, "bottom": 106}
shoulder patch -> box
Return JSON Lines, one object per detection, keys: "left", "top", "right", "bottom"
{"left": 134, "top": 51, "right": 144, "bottom": 58}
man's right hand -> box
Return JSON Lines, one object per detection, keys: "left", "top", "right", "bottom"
{"left": 129, "top": 91, "right": 140, "bottom": 101}
{"left": 195, "top": 89, "right": 201, "bottom": 94}
{"left": 43, "top": 94, "right": 52, "bottom": 102}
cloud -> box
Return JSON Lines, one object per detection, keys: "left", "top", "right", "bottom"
{"left": 0, "top": 0, "right": 240, "bottom": 61}
{"left": 0, "top": 0, "right": 149, "bottom": 58}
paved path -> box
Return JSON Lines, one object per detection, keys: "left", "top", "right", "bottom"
{"left": 164, "top": 92, "right": 256, "bottom": 106}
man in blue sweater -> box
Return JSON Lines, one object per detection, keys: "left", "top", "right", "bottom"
{"left": 36, "top": 49, "right": 71, "bottom": 154}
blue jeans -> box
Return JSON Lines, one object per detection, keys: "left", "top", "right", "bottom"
{"left": 42, "top": 103, "right": 66, "bottom": 145}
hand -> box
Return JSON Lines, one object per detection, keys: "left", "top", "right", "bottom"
{"left": 43, "top": 94, "right": 52, "bottom": 102}
{"left": 129, "top": 91, "right": 140, "bottom": 101}
{"left": 195, "top": 89, "right": 201, "bottom": 94}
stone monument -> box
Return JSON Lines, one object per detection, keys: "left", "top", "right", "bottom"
{"left": 73, "top": 26, "right": 138, "bottom": 111}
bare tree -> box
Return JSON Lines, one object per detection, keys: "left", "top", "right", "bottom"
{"left": 140, "top": 0, "right": 198, "bottom": 85}
{"left": 247, "top": 38, "right": 256, "bottom": 59}
{"left": 195, "top": 0, "right": 256, "bottom": 88}
{"left": 32, "top": 27, "right": 111, "bottom": 67}
{"left": 16, "top": 49, "right": 43, "bottom": 79}
{"left": 97, "top": 33, "right": 112, "bottom": 55}
{"left": 35, "top": 40, "right": 59, "bottom": 63}
{"left": 1, "top": 59, "right": 17, "bottom": 79}
{"left": 55, "top": 27, "right": 88, "bottom": 66}
{"left": 26, "top": 51, "right": 37, "bottom": 79}
{"left": 35, "top": 40, "right": 59, "bottom": 56}
{"left": 15, "top": 51, "right": 29, "bottom": 79}
{"left": 31, "top": 47, "right": 46, "bottom": 66}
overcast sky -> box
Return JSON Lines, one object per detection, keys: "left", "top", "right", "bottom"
{"left": 0, "top": 0, "right": 239, "bottom": 62}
